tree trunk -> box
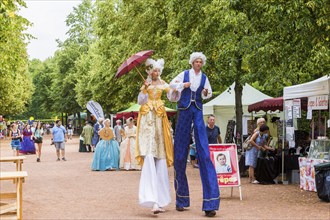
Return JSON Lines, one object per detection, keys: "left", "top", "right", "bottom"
{"left": 73, "top": 113, "right": 76, "bottom": 134}
{"left": 235, "top": 54, "right": 244, "bottom": 149}
{"left": 78, "top": 112, "right": 81, "bottom": 134}
{"left": 87, "top": 110, "right": 91, "bottom": 122}
{"left": 65, "top": 113, "right": 68, "bottom": 127}
{"left": 234, "top": 82, "right": 243, "bottom": 148}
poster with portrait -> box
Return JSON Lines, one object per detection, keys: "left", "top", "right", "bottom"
{"left": 209, "top": 144, "right": 240, "bottom": 187}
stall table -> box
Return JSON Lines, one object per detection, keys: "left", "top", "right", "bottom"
{"left": 0, "top": 156, "right": 26, "bottom": 184}
{"left": 256, "top": 156, "right": 280, "bottom": 184}
{"left": 299, "top": 139, "right": 330, "bottom": 191}
{"left": 298, "top": 157, "right": 329, "bottom": 192}
{"left": 0, "top": 171, "right": 28, "bottom": 220}
{"left": 0, "top": 156, "right": 26, "bottom": 171}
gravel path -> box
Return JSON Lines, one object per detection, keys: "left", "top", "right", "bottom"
{"left": 0, "top": 135, "right": 329, "bottom": 219}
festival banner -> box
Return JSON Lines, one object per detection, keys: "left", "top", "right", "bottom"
{"left": 308, "top": 95, "right": 329, "bottom": 110}
{"left": 86, "top": 100, "right": 105, "bottom": 120}
{"left": 209, "top": 144, "right": 241, "bottom": 187}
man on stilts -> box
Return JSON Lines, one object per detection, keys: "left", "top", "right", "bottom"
{"left": 170, "top": 52, "right": 220, "bottom": 217}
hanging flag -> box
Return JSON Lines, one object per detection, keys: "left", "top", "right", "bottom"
{"left": 87, "top": 100, "right": 105, "bottom": 120}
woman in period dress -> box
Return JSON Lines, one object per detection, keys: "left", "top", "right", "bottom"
{"left": 119, "top": 117, "right": 140, "bottom": 170}
{"left": 135, "top": 58, "right": 178, "bottom": 214}
{"left": 19, "top": 124, "right": 36, "bottom": 154}
{"left": 91, "top": 119, "right": 120, "bottom": 171}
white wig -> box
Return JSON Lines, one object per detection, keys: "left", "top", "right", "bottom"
{"left": 189, "top": 52, "right": 206, "bottom": 66}
{"left": 126, "top": 117, "right": 134, "bottom": 125}
{"left": 145, "top": 58, "right": 165, "bottom": 75}
{"left": 103, "top": 118, "right": 110, "bottom": 127}
{"left": 257, "top": 118, "right": 266, "bottom": 125}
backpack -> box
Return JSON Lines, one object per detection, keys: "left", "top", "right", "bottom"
{"left": 243, "top": 135, "right": 253, "bottom": 151}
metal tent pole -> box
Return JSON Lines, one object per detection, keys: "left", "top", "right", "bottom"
{"left": 281, "top": 100, "right": 286, "bottom": 183}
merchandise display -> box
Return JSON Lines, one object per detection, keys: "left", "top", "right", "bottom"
{"left": 308, "top": 139, "right": 330, "bottom": 160}
{"left": 225, "top": 120, "right": 235, "bottom": 144}
{"left": 299, "top": 139, "right": 330, "bottom": 192}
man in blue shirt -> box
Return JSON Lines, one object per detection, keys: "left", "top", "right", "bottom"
{"left": 206, "top": 115, "right": 222, "bottom": 144}
{"left": 51, "top": 120, "right": 68, "bottom": 161}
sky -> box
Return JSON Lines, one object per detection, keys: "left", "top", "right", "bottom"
{"left": 19, "top": 0, "right": 81, "bottom": 61}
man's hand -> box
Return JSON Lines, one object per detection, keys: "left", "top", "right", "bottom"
{"left": 203, "top": 88, "right": 208, "bottom": 96}
{"left": 184, "top": 82, "right": 191, "bottom": 88}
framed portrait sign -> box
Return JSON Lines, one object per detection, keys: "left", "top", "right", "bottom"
{"left": 209, "top": 144, "right": 242, "bottom": 200}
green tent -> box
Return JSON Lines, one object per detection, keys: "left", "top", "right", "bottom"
{"left": 116, "top": 103, "right": 176, "bottom": 118}
{"left": 68, "top": 112, "right": 87, "bottom": 120}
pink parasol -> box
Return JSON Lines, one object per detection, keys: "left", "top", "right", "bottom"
{"left": 115, "top": 50, "right": 154, "bottom": 80}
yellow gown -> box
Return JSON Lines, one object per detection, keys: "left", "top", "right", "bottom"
{"left": 135, "top": 83, "right": 174, "bottom": 167}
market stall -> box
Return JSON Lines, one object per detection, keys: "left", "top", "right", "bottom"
{"left": 248, "top": 97, "right": 284, "bottom": 112}
{"left": 299, "top": 139, "right": 330, "bottom": 191}
{"left": 283, "top": 75, "right": 330, "bottom": 190}
{"left": 203, "top": 82, "right": 272, "bottom": 142}
{"left": 247, "top": 97, "right": 291, "bottom": 183}
{"left": 115, "top": 103, "right": 176, "bottom": 119}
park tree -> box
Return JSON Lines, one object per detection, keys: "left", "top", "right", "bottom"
{"left": 14, "top": 0, "right": 327, "bottom": 142}
{"left": 243, "top": 0, "right": 330, "bottom": 89}
{"left": 91, "top": 0, "right": 267, "bottom": 138}
{"left": 89, "top": 0, "right": 169, "bottom": 112}
{"left": 0, "top": 0, "right": 33, "bottom": 116}
{"left": 24, "top": 59, "right": 56, "bottom": 119}
{"left": 50, "top": 0, "right": 95, "bottom": 118}
{"left": 163, "top": 0, "right": 330, "bottom": 141}
{"left": 74, "top": 46, "right": 95, "bottom": 108}
{"left": 14, "top": 58, "right": 56, "bottom": 120}
{"left": 91, "top": 0, "right": 211, "bottom": 112}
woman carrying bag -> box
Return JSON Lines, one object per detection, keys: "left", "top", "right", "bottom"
{"left": 245, "top": 124, "right": 274, "bottom": 183}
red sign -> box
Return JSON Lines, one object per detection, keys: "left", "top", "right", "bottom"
{"left": 308, "top": 95, "right": 329, "bottom": 110}
{"left": 209, "top": 144, "right": 241, "bottom": 187}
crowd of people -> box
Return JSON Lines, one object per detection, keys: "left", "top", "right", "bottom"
{"left": 81, "top": 52, "right": 221, "bottom": 217}
{"left": 2, "top": 52, "right": 223, "bottom": 217}
{"left": 0, "top": 117, "right": 68, "bottom": 162}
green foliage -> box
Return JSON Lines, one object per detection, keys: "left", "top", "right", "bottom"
{"left": 240, "top": 0, "right": 330, "bottom": 96}
{"left": 29, "top": 59, "right": 57, "bottom": 118}
{"left": 5, "top": 0, "right": 330, "bottom": 132}
{"left": 0, "top": 0, "right": 33, "bottom": 115}
{"left": 49, "top": 0, "right": 96, "bottom": 115}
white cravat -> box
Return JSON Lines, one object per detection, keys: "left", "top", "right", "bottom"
{"left": 170, "top": 68, "right": 212, "bottom": 99}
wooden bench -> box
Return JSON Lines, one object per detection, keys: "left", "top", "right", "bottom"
{"left": 0, "top": 156, "right": 26, "bottom": 172}
{"left": 0, "top": 171, "right": 28, "bottom": 220}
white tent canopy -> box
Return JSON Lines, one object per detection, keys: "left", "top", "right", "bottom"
{"left": 283, "top": 75, "right": 330, "bottom": 100}
{"left": 203, "top": 82, "right": 272, "bottom": 140}
{"left": 282, "top": 75, "right": 329, "bottom": 183}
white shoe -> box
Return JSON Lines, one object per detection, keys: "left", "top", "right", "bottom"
{"left": 151, "top": 203, "right": 164, "bottom": 214}
{"left": 252, "top": 180, "right": 260, "bottom": 184}
{"left": 124, "top": 162, "right": 130, "bottom": 170}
